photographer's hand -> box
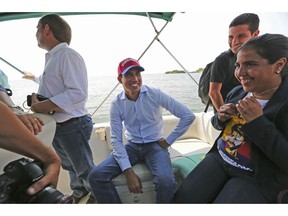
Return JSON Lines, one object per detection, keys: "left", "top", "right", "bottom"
{"left": 1, "top": 90, "right": 44, "bottom": 135}
{"left": 0, "top": 102, "right": 61, "bottom": 195}
{"left": 16, "top": 113, "right": 44, "bottom": 135}
{"left": 27, "top": 153, "right": 61, "bottom": 195}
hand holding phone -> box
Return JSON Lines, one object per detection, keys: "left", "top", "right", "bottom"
{"left": 27, "top": 94, "right": 48, "bottom": 106}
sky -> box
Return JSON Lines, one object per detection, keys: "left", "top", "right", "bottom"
{"left": 1, "top": 1, "right": 288, "bottom": 82}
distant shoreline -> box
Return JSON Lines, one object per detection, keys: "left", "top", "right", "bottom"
{"left": 164, "top": 70, "right": 202, "bottom": 74}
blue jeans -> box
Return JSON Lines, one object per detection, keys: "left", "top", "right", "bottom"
{"left": 88, "top": 141, "right": 177, "bottom": 203}
{"left": 53, "top": 115, "right": 94, "bottom": 198}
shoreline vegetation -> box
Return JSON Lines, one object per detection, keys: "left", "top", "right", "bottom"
{"left": 164, "top": 68, "right": 204, "bottom": 74}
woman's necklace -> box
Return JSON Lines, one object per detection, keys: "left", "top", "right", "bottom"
{"left": 249, "top": 86, "right": 279, "bottom": 108}
{"left": 252, "top": 86, "right": 279, "bottom": 97}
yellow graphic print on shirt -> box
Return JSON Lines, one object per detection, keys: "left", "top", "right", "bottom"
{"left": 217, "top": 115, "right": 253, "bottom": 171}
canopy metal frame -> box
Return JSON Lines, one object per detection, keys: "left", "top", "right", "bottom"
{"left": 91, "top": 12, "right": 198, "bottom": 117}
{"left": 0, "top": 12, "right": 197, "bottom": 116}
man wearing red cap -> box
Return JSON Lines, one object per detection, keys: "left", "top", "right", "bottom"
{"left": 88, "top": 58, "right": 195, "bottom": 203}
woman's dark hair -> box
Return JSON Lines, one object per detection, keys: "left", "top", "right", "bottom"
{"left": 39, "top": 14, "right": 72, "bottom": 45}
{"left": 238, "top": 33, "right": 288, "bottom": 76}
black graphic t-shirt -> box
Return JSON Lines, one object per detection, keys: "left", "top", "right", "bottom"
{"left": 217, "top": 115, "right": 253, "bottom": 171}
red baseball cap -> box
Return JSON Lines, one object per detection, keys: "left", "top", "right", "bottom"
{"left": 117, "top": 58, "right": 145, "bottom": 76}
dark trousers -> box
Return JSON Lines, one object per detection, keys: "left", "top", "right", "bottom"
{"left": 173, "top": 151, "right": 268, "bottom": 203}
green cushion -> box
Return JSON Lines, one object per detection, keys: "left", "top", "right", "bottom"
{"left": 172, "top": 153, "right": 206, "bottom": 178}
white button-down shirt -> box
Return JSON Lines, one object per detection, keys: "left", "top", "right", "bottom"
{"left": 38, "top": 43, "right": 89, "bottom": 123}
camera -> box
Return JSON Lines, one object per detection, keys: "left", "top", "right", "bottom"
{"left": 27, "top": 94, "right": 48, "bottom": 107}
{"left": 0, "top": 158, "right": 73, "bottom": 204}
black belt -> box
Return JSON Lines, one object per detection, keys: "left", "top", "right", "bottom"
{"left": 57, "top": 115, "right": 87, "bottom": 126}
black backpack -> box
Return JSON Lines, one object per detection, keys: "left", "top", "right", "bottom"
{"left": 198, "top": 61, "right": 214, "bottom": 106}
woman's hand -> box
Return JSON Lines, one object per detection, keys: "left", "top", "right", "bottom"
{"left": 218, "top": 103, "right": 238, "bottom": 122}
{"left": 236, "top": 96, "right": 263, "bottom": 123}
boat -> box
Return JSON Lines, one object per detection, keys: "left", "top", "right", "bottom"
{"left": 0, "top": 12, "right": 221, "bottom": 204}
{"left": 1, "top": 12, "right": 286, "bottom": 206}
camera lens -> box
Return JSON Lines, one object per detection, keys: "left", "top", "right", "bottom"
{"left": 29, "top": 186, "right": 73, "bottom": 204}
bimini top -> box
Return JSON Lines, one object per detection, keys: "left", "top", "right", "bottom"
{"left": 0, "top": 12, "right": 175, "bottom": 22}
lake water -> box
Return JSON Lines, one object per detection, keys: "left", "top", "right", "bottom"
{"left": 9, "top": 73, "right": 210, "bottom": 124}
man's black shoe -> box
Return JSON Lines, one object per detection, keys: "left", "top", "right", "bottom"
{"left": 72, "top": 192, "right": 89, "bottom": 204}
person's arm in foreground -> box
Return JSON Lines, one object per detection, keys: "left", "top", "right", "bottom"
{"left": 0, "top": 89, "right": 44, "bottom": 135}
{"left": 0, "top": 102, "right": 60, "bottom": 195}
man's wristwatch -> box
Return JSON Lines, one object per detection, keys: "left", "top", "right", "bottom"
{"left": 8, "top": 105, "right": 24, "bottom": 112}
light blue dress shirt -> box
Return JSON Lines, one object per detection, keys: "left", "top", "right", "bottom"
{"left": 110, "top": 85, "right": 195, "bottom": 170}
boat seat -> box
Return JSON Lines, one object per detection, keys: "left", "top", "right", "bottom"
{"left": 172, "top": 153, "right": 206, "bottom": 184}
{"left": 112, "top": 163, "right": 156, "bottom": 203}
{"left": 112, "top": 153, "right": 207, "bottom": 203}
{"left": 169, "top": 138, "right": 211, "bottom": 158}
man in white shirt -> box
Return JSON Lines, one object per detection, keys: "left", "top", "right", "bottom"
{"left": 23, "top": 14, "right": 95, "bottom": 204}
